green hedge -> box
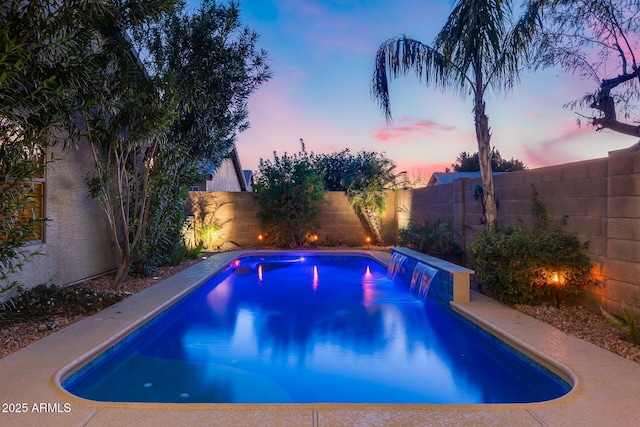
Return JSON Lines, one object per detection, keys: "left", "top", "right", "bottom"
{"left": 470, "top": 225, "right": 594, "bottom": 305}
{"left": 398, "top": 219, "right": 462, "bottom": 261}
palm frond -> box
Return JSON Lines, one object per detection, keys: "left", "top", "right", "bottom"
{"left": 371, "top": 37, "right": 451, "bottom": 122}
{"left": 435, "top": 0, "right": 509, "bottom": 80}
{"left": 494, "top": 0, "right": 546, "bottom": 89}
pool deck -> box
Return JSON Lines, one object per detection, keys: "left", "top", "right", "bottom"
{"left": 1, "top": 249, "right": 639, "bottom": 426}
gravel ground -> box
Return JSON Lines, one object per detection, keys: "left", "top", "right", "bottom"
{"left": 2, "top": 252, "right": 639, "bottom": 364}
{"left": 514, "top": 303, "right": 640, "bottom": 363}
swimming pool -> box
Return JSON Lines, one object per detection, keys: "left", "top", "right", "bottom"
{"left": 62, "top": 253, "right": 570, "bottom": 404}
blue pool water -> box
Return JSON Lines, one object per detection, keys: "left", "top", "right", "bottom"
{"left": 62, "top": 254, "right": 570, "bottom": 403}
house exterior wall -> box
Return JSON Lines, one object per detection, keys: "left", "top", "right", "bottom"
{"left": 6, "top": 143, "right": 117, "bottom": 289}
{"left": 191, "top": 159, "right": 243, "bottom": 192}
{"left": 206, "top": 159, "right": 242, "bottom": 192}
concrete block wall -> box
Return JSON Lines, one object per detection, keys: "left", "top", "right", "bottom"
{"left": 186, "top": 191, "right": 262, "bottom": 247}
{"left": 605, "top": 146, "right": 640, "bottom": 314}
{"left": 398, "top": 147, "right": 640, "bottom": 314}
{"left": 186, "top": 191, "right": 399, "bottom": 248}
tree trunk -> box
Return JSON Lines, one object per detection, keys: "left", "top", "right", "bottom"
{"left": 113, "top": 254, "right": 131, "bottom": 290}
{"left": 474, "top": 96, "right": 498, "bottom": 228}
{"left": 362, "top": 205, "right": 384, "bottom": 246}
{"left": 591, "top": 70, "right": 640, "bottom": 137}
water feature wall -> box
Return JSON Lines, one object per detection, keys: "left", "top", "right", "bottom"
{"left": 389, "top": 247, "right": 474, "bottom": 307}
{"left": 387, "top": 252, "right": 408, "bottom": 280}
{"left": 409, "top": 263, "right": 439, "bottom": 300}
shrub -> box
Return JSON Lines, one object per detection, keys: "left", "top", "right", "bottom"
{"left": 470, "top": 187, "right": 594, "bottom": 305}
{"left": 398, "top": 219, "right": 462, "bottom": 261}
{"left": 316, "top": 149, "right": 398, "bottom": 245}
{"left": 470, "top": 225, "right": 593, "bottom": 305}
{"left": 601, "top": 303, "right": 640, "bottom": 345}
{"left": 171, "top": 242, "right": 204, "bottom": 266}
{"left": 195, "top": 223, "right": 224, "bottom": 249}
{"left": 254, "top": 142, "right": 326, "bottom": 247}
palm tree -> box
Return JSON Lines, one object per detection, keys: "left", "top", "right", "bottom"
{"left": 372, "top": 0, "right": 544, "bottom": 228}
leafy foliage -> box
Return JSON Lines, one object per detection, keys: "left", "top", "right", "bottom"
{"left": 171, "top": 243, "right": 204, "bottom": 266}
{"left": 316, "top": 149, "right": 399, "bottom": 245}
{"left": 83, "top": 48, "right": 175, "bottom": 288}
{"left": 601, "top": 303, "right": 640, "bottom": 345}
{"left": 0, "top": 0, "right": 107, "bottom": 293}
{"left": 254, "top": 142, "right": 326, "bottom": 247}
{"left": 128, "top": 0, "right": 270, "bottom": 275}
{"left": 450, "top": 150, "right": 527, "bottom": 172}
{"left": 83, "top": 0, "right": 270, "bottom": 287}
{"left": 398, "top": 219, "right": 462, "bottom": 261}
{"left": 470, "top": 190, "right": 593, "bottom": 305}
{"left": 536, "top": 0, "right": 640, "bottom": 136}
{"left": 189, "top": 194, "right": 230, "bottom": 250}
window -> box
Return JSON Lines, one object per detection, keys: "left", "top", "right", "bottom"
{"left": 7, "top": 147, "right": 46, "bottom": 243}
{"left": 21, "top": 181, "right": 45, "bottom": 242}
{"left": 25, "top": 148, "right": 45, "bottom": 241}
{"left": 1, "top": 121, "right": 46, "bottom": 243}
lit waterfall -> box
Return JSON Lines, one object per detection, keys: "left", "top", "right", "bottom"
{"left": 387, "top": 252, "right": 408, "bottom": 279}
{"left": 409, "top": 262, "right": 439, "bottom": 300}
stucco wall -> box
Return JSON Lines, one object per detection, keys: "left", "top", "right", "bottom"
{"left": 6, "top": 143, "right": 117, "bottom": 289}
{"left": 205, "top": 159, "right": 242, "bottom": 192}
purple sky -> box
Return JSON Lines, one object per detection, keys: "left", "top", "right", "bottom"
{"left": 197, "top": 0, "right": 634, "bottom": 179}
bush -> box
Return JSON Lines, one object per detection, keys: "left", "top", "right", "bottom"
{"left": 316, "top": 149, "right": 398, "bottom": 245}
{"left": 470, "top": 225, "right": 593, "bottom": 305}
{"left": 398, "top": 219, "right": 462, "bottom": 261}
{"left": 254, "top": 142, "right": 326, "bottom": 247}
{"left": 171, "top": 242, "right": 204, "bottom": 266}
{"left": 6, "top": 284, "right": 130, "bottom": 321}
{"left": 601, "top": 304, "right": 640, "bottom": 345}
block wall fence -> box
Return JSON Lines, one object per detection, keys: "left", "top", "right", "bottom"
{"left": 186, "top": 191, "right": 398, "bottom": 249}
{"left": 189, "top": 145, "right": 640, "bottom": 315}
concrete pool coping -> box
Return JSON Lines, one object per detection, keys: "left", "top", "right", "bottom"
{"left": 1, "top": 249, "right": 639, "bottom": 426}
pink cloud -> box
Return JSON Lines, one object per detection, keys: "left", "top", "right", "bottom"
{"left": 372, "top": 117, "right": 457, "bottom": 143}
{"left": 522, "top": 124, "right": 592, "bottom": 167}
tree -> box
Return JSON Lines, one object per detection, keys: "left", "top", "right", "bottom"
{"left": 81, "top": 1, "right": 182, "bottom": 289}
{"left": 372, "top": 0, "right": 543, "bottom": 228}
{"left": 450, "top": 150, "right": 527, "bottom": 172}
{"left": 254, "top": 141, "right": 326, "bottom": 247}
{"left": 84, "top": 0, "right": 270, "bottom": 286}
{"left": 0, "top": 0, "right": 162, "bottom": 292}
{"left": 316, "top": 149, "right": 399, "bottom": 245}
{"left": 130, "top": 0, "right": 270, "bottom": 272}
{"left": 84, "top": 57, "right": 174, "bottom": 289}
{"left": 536, "top": 0, "right": 640, "bottom": 137}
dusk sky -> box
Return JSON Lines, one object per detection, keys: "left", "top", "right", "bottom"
{"left": 193, "top": 0, "right": 634, "bottom": 180}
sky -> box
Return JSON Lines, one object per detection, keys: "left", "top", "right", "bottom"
{"left": 191, "top": 0, "right": 634, "bottom": 180}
